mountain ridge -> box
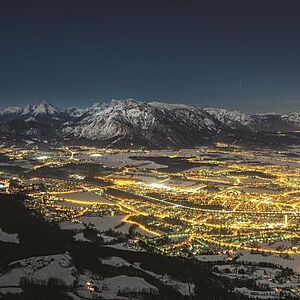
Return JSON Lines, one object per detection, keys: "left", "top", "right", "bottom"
{"left": 1, "top": 99, "right": 300, "bottom": 148}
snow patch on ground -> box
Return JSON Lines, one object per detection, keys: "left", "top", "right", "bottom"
{"left": 0, "top": 287, "right": 23, "bottom": 296}
{"left": 100, "top": 257, "right": 132, "bottom": 268}
{"left": 195, "top": 254, "right": 229, "bottom": 262}
{"left": 237, "top": 250, "right": 300, "bottom": 272}
{"left": 100, "top": 256, "right": 195, "bottom": 296}
{"left": 0, "top": 253, "right": 75, "bottom": 288}
{"left": 74, "top": 232, "right": 90, "bottom": 242}
{"left": 79, "top": 215, "right": 131, "bottom": 234}
{"left": 77, "top": 274, "right": 158, "bottom": 299}
{"left": 0, "top": 228, "right": 19, "bottom": 243}
{"left": 108, "top": 242, "right": 145, "bottom": 252}
{"left": 59, "top": 220, "right": 85, "bottom": 230}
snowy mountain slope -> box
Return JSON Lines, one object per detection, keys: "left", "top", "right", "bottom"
{"left": 62, "top": 99, "right": 230, "bottom": 147}
{"left": 0, "top": 101, "right": 62, "bottom": 123}
{"left": 0, "top": 99, "right": 300, "bottom": 147}
{"left": 204, "top": 108, "right": 251, "bottom": 129}
{"left": 22, "top": 100, "right": 60, "bottom": 116}
{"left": 205, "top": 107, "right": 300, "bottom": 132}
{"left": 0, "top": 100, "right": 77, "bottom": 140}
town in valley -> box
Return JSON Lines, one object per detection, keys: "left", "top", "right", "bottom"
{"left": 1, "top": 142, "right": 300, "bottom": 299}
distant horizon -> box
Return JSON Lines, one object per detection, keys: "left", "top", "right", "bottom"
{"left": 0, "top": 97, "right": 299, "bottom": 115}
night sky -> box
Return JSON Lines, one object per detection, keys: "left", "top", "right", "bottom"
{"left": 1, "top": 0, "right": 300, "bottom": 112}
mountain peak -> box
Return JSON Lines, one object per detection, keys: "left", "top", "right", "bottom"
{"left": 40, "top": 99, "right": 50, "bottom": 106}
{"left": 38, "top": 99, "right": 56, "bottom": 109}
{"left": 20, "top": 100, "right": 59, "bottom": 116}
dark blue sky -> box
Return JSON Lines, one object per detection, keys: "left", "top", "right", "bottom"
{"left": 1, "top": 0, "right": 300, "bottom": 112}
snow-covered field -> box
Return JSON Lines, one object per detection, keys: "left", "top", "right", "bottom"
{"left": 77, "top": 274, "right": 158, "bottom": 299}
{"left": 0, "top": 253, "right": 163, "bottom": 299}
{"left": 237, "top": 250, "right": 300, "bottom": 272}
{"left": 60, "top": 213, "right": 155, "bottom": 244}
{"left": 60, "top": 215, "right": 131, "bottom": 234}
{"left": 0, "top": 228, "right": 19, "bottom": 243}
{"left": 59, "top": 220, "right": 85, "bottom": 230}
{"left": 234, "top": 287, "right": 280, "bottom": 299}
{"left": 100, "top": 256, "right": 132, "bottom": 268}
{"left": 138, "top": 266, "right": 195, "bottom": 296}
{"left": 100, "top": 256, "right": 195, "bottom": 296}
{"left": 195, "top": 254, "right": 229, "bottom": 262}
{"left": 79, "top": 215, "right": 131, "bottom": 234}
{"left": 73, "top": 232, "right": 90, "bottom": 242}
{"left": 85, "top": 152, "right": 167, "bottom": 169}
{"left": 0, "top": 287, "right": 23, "bottom": 296}
{"left": 0, "top": 253, "right": 75, "bottom": 289}
{"left": 56, "top": 191, "right": 111, "bottom": 204}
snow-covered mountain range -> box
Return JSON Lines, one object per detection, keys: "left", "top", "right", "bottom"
{"left": 1, "top": 99, "right": 300, "bottom": 148}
